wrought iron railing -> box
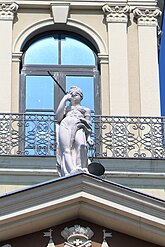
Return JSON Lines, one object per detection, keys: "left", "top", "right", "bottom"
{"left": 0, "top": 113, "right": 165, "bottom": 159}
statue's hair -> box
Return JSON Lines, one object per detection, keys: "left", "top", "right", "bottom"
{"left": 69, "top": 86, "right": 83, "bottom": 99}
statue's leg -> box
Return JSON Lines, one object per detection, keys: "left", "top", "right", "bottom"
{"left": 59, "top": 126, "right": 77, "bottom": 175}
{"left": 74, "top": 129, "right": 88, "bottom": 169}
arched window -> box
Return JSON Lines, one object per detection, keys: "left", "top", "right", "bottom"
{"left": 20, "top": 32, "right": 100, "bottom": 114}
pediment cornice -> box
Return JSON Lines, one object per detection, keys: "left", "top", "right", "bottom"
{"left": 0, "top": 173, "right": 165, "bottom": 245}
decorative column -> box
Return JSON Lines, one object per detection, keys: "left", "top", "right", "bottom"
{"left": 0, "top": 2, "right": 18, "bottom": 112}
{"left": 102, "top": 5, "right": 130, "bottom": 115}
{"left": 98, "top": 53, "right": 109, "bottom": 115}
{"left": 12, "top": 52, "right": 22, "bottom": 112}
{"left": 133, "top": 7, "right": 161, "bottom": 116}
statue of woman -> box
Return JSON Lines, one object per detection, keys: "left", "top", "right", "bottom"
{"left": 56, "top": 86, "right": 94, "bottom": 176}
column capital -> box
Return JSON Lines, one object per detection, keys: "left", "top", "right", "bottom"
{"left": 102, "top": 5, "right": 130, "bottom": 23}
{"left": 133, "top": 7, "right": 161, "bottom": 26}
{"left": 0, "top": 2, "right": 19, "bottom": 21}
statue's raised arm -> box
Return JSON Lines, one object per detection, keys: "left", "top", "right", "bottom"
{"left": 56, "top": 86, "right": 93, "bottom": 176}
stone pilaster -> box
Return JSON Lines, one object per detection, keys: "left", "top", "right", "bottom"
{"left": 12, "top": 52, "right": 22, "bottom": 112}
{"left": 102, "top": 5, "right": 130, "bottom": 115}
{"left": 0, "top": 2, "right": 18, "bottom": 112}
{"left": 133, "top": 7, "right": 161, "bottom": 116}
{"left": 98, "top": 53, "right": 109, "bottom": 115}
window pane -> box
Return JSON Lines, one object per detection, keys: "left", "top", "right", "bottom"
{"left": 66, "top": 76, "right": 94, "bottom": 111}
{"left": 61, "top": 36, "right": 95, "bottom": 65}
{"left": 26, "top": 76, "right": 54, "bottom": 110}
{"left": 24, "top": 36, "right": 58, "bottom": 65}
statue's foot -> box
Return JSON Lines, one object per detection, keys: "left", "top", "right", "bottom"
{"left": 70, "top": 169, "right": 79, "bottom": 175}
{"left": 70, "top": 168, "right": 89, "bottom": 175}
{"left": 81, "top": 168, "right": 89, "bottom": 173}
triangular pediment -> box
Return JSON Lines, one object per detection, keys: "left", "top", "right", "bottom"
{"left": 0, "top": 173, "right": 164, "bottom": 246}
{"left": 0, "top": 219, "right": 162, "bottom": 247}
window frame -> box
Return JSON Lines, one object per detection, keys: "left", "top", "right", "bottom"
{"left": 20, "top": 31, "right": 101, "bottom": 114}
{"left": 20, "top": 65, "right": 100, "bottom": 114}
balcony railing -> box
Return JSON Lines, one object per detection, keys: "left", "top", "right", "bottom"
{"left": 0, "top": 113, "right": 165, "bottom": 159}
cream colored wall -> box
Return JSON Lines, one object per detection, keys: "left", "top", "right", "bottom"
{"left": 10, "top": 2, "right": 161, "bottom": 116}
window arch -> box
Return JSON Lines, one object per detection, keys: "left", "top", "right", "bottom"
{"left": 20, "top": 31, "right": 100, "bottom": 114}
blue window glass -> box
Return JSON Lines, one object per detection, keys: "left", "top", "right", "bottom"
{"left": 26, "top": 76, "right": 54, "bottom": 110}
{"left": 61, "top": 36, "right": 95, "bottom": 65}
{"left": 66, "top": 76, "right": 94, "bottom": 111}
{"left": 22, "top": 32, "right": 98, "bottom": 114}
{"left": 23, "top": 34, "right": 96, "bottom": 66}
{"left": 24, "top": 36, "right": 58, "bottom": 65}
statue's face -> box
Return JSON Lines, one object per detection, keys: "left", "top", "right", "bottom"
{"left": 70, "top": 92, "right": 82, "bottom": 104}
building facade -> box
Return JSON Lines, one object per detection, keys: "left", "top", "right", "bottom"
{"left": 0, "top": 0, "right": 165, "bottom": 246}
{"left": 0, "top": 0, "right": 163, "bottom": 116}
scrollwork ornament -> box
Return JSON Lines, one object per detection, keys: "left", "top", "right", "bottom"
{"left": 102, "top": 5, "right": 130, "bottom": 23}
{"left": 133, "top": 7, "right": 162, "bottom": 26}
{"left": 0, "top": 2, "right": 18, "bottom": 20}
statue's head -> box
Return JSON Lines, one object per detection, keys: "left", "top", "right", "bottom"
{"left": 69, "top": 86, "right": 83, "bottom": 100}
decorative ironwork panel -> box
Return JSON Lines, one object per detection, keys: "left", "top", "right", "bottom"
{"left": 0, "top": 113, "right": 56, "bottom": 156}
{"left": 0, "top": 114, "right": 165, "bottom": 159}
{"left": 92, "top": 116, "right": 165, "bottom": 159}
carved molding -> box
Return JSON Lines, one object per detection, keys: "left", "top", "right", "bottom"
{"left": 0, "top": 2, "right": 18, "bottom": 21}
{"left": 102, "top": 5, "right": 130, "bottom": 23}
{"left": 51, "top": 3, "right": 70, "bottom": 23}
{"left": 98, "top": 53, "right": 109, "bottom": 64}
{"left": 12, "top": 52, "right": 23, "bottom": 62}
{"left": 133, "top": 7, "right": 162, "bottom": 26}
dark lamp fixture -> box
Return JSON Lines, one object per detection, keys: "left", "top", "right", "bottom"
{"left": 88, "top": 162, "right": 105, "bottom": 176}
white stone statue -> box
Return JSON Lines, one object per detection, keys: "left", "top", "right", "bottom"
{"left": 56, "top": 86, "right": 94, "bottom": 176}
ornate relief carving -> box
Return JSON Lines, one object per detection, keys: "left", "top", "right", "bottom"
{"left": 101, "top": 230, "right": 112, "bottom": 247}
{"left": 102, "top": 5, "right": 130, "bottom": 23}
{"left": 133, "top": 7, "right": 161, "bottom": 26}
{"left": 61, "top": 225, "right": 94, "bottom": 247}
{"left": 43, "top": 229, "right": 56, "bottom": 247}
{"left": 0, "top": 2, "right": 18, "bottom": 20}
